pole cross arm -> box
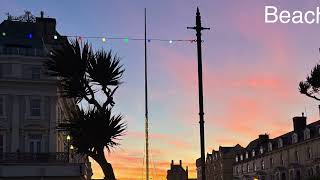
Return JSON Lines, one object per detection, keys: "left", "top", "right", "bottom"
{"left": 187, "top": 26, "right": 210, "bottom": 31}
{"left": 187, "top": 26, "right": 196, "bottom": 30}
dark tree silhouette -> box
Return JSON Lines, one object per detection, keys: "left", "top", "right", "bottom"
{"left": 299, "top": 64, "right": 320, "bottom": 101}
{"left": 46, "top": 40, "right": 126, "bottom": 180}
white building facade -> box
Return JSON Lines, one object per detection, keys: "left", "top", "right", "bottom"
{"left": 0, "top": 12, "right": 92, "bottom": 179}
{"left": 233, "top": 115, "right": 320, "bottom": 180}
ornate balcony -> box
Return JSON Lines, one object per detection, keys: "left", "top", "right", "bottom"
{"left": 0, "top": 152, "right": 68, "bottom": 163}
{"left": 0, "top": 46, "right": 48, "bottom": 57}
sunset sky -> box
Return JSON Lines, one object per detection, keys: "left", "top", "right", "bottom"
{"left": 3, "top": 0, "right": 320, "bottom": 179}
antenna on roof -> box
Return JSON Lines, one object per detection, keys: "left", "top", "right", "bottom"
{"left": 5, "top": 12, "right": 12, "bottom": 20}
{"left": 304, "top": 107, "right": 307, "bottom": 117}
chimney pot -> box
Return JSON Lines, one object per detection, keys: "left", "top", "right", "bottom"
{"left": 179, "top": 160, "right": 182, "bottom": 165}
{"left": 40, "top": 11, "right": 44, "bottom": 18}
{"left": 293, "top": 115, "right": 307, "bottom": 131}
{"left": 171, "top": 160, "right": 173, "bottom": 165}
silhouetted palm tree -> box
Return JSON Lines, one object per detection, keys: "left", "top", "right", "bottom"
{"left": 299, "top": 64, "right": 320, "bottom": 101}
{"left": 46, "top": 40, "right": 126, "bottom": 180}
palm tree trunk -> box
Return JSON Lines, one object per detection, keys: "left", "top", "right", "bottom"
{"left": 92, "top": 154, "right": 116, "bottom": 180}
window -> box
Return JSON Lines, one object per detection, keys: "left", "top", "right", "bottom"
{"left": 240, "top": 154, "right": 243, "bottom": 161}
{"left": 278, "top": 138, "right": 283, "bottom": 148}
{"left": 252, "top": 150, "right": 256, "bottom": 157}
{"left": 304, "top": 128, "right": 311, "bottom": 140}
{"left": 236, "top": 156, "right": 239, "bottom": 162}
{"left": 307, "top": 147, "right": 312, "bottom": 160}
{"left": 31, "top": 67, "right": 41, "bottom": 79}
{"left": 295, "top": 150, "right": 299, "bottom": 162}
{"left": 308, "top": 168, "right": 314, "bottom": 177}
{"left": 0, "top": 63, "right": 12, "bottom": 78}
{"left": 261, "top": 160, "right": 265, "bottom": 170}
{"left": 0, "top": 96, "right": 4, "bottom": 116}
{"left": 30, "top": 99, "right": 40, "bottom": 116}
{"left": 247, "top": 164, "right": 250, "bottom": 172}
{"left": 260, "top": 146, "right": 264, "bottom": 154}
{"left": 270, "top": 157, "right": 274, "bottom": 167}
{"left": 292, "top": 133, "right": 298, "bottom": 144}
{"left": 268, "top": 142, "right": 273, "bottom": 151}
{"left": 246, "top": 152, "right": 249, "bottom": 159}
{"left": 280, "top": 154, "right": 284, "bottom": 165}
{"left": 29, "top": 134, "right": 42, "bottom": 153}
{"left": 253, "top": 162, "right": 257, "bottom": 171}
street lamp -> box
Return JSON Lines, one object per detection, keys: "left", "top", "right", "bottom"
{"left": 66, "top": 135, "right": 71, "bottom": 162}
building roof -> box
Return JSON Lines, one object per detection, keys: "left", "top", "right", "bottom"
{"left": 235, "top": 115, "right": 320, "bottom": 164}
{"left": 0, "top": 11, "right": 66, "bottom": 50}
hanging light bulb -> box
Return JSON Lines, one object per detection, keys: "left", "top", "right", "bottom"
{"left": 124, "top": 37, "right": 129, "bottom": 43}
{"left": 102, "top": 37, "right": 106, "bottom": 42}
{"left": 27, "top": 33, "right": 33, "bottom": 39}
{"left": 2, "top": 32, "right": 6, "bottom": 36}
{"left": 53, "top": 35, "right": 58, "bottom": 40}
{"left": 169, "top": 40, "right": 173, "bottom": 44}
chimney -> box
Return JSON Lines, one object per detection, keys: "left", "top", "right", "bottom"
{"left": 179, "top": 160, "right": 182, "bottom": 166}
{"left": 186, "top": 166, "right": 188, "bottom": 178}
{"left": 258, "top": 134, "right": 269, "bottom": 143}
{"left": 36, "top": 14, "right": 56, "bottom": 39}
{"left": 293, "top": 114, "right": 307, "bottom": 131}
{"left": 40, "top": 11, "right": 44, "bottom": 18}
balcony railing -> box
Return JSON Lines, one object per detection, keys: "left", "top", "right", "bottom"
{"left": 0, "top": 152, "right": 68, "bottom": 163}
{"left": 0, "top": 46, "right": 48, "bottom": 57}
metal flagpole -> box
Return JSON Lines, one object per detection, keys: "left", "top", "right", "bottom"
{"left": 144, "top": 8, "right": 150, "bottom": 180}
{"left": 188, "top": 7, "right": 210, "bottom": 180}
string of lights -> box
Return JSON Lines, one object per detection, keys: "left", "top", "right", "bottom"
{"left": 1, "top": 31, "right": 198, "bottom": 44}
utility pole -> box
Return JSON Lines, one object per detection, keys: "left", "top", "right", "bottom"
{"left": 187, "top": 7, "right": 210, "bottom": 180}
{"left": 144, "top": 8, "right": 150, "bottom": 180}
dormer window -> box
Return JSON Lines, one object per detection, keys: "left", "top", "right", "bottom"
{"left": 236, "top": 156, "right": 239, "bottom": 162}
{"left": 260, "top": 146, "right": 264, "bottom": 154}
{"left": 278, "top": 138, "right": 283, "bottom": 148}
{"left": 292, "top": 133, "right": 298, "bottom": 144}
{"left": 252, "top": 150, "right": 256, "bottom": 157}
{"left": 268, "top": 142, "right": 273, "bottom": 151}
{"left": 245, "top": 152, "right": 249, "bottom": 159}
{"left": 240, "top": 154, "right": 243, "bottom": 161}
{"left": 304, "top": 128, "right": 310, "bottom": 140}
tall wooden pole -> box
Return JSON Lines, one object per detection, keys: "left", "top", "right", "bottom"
{"left": 144, "top": 8, "right": 150, "bottom": 180}
{"left": 188, "top": 7, "right": 210, "bottom": 180}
